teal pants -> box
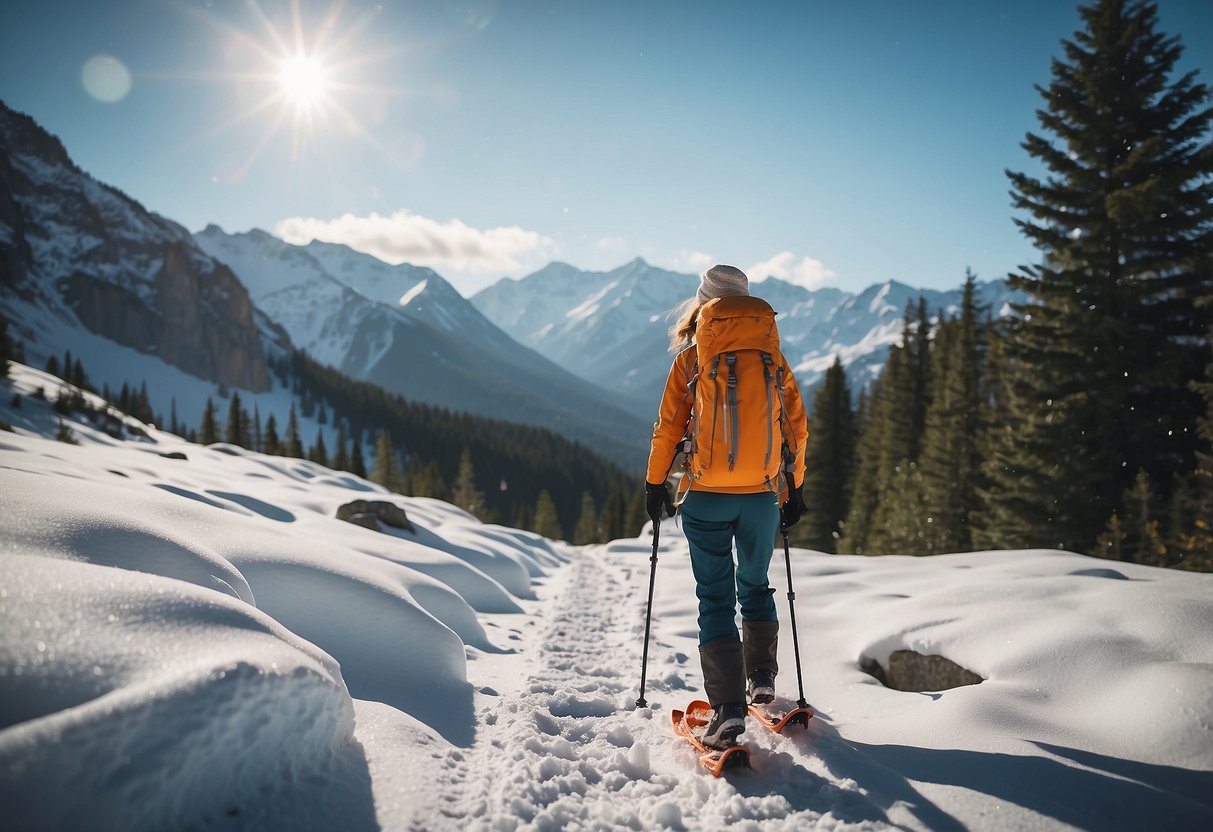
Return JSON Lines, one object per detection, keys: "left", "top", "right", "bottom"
{"left": 681, "top": 490, "right": 779, "bottom": 645}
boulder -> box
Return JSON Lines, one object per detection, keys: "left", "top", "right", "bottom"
{"left": 860, "top": 650, "right": 983, "bottom": 692}
{"left": 335, "top": 500, "right": 414, "bottom": 534}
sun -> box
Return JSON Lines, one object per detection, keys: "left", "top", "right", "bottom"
{"left": 278, "top": 54, "right": 329, "bottom": 107}
{"left": 175, "top": 1, "right": 406, "bottom": 169}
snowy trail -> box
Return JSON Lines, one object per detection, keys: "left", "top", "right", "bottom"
{"left": 412, "top": 540, "right": 927, "bottom": 832}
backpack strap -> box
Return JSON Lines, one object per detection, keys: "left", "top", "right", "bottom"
{"left": 705, "top": 355, "right": 722, "bottom": 468}
{"left": 682, "top": 357, "right": 700, "bottom": 457}
{"left": 773, "top": 363, "right": 797, "bottom": 493}
{"left": 725, "top": 352, "right": 738, "bottom": 471}
{"left": 762, "top": 353, "right": 776, "bottom": 470}
{"left": 673, "top": 350, "right": 699, "bottom": 509}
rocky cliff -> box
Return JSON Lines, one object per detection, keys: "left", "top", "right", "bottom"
{"left": 0, "top": 100, "right": 273, "bottom": 392}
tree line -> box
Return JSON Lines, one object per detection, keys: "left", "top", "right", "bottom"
{"left": 182, "top": 347, "right": 650, "bottom": 543}
{"left": 1, "top": 318, "right": 648, "bottom": 544}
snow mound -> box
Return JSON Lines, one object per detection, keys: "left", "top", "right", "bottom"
{"left": 0, "top": 554, "right": 369, "bottom": 832}
{"left": 0, "top": 467, "right": 255, "bottom": 603}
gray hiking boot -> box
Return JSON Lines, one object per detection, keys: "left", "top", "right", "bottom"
{"left": 748, "top": 669, "right": 776, "bottom": 705}
{"left": 701, "top": 701, "right": 746, "bottom": 749}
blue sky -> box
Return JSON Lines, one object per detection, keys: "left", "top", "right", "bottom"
{"left": 2, "top": 0, "right": 1210, "bottom": 296}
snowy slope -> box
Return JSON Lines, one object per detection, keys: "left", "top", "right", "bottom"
{"left": 195, "top": 227, "right": 651, "bottom": 470}
{"left": 3, "top": 363, "right": 1211, "bottom": 831}
{"left": 472, "top": 260, "right": 1022, "bottom": 414}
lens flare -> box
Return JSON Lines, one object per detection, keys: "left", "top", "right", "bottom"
{"left": 81, "top": 54, "right": 133, "bottom": 103}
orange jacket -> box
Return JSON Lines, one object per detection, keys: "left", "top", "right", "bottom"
{"left": 645, "top": 338, "right": 808, "bottom": 496}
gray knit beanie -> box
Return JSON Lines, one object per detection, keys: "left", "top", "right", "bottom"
{"left": 697, "top": 264, "right": 750, "bottom": 303}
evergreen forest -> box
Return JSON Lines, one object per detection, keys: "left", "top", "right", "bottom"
{"left": 793, "top": 0, "right": 1212, "bottom": 571}
{"left": 6, "top": 333, "right": 647, "bottom": 545}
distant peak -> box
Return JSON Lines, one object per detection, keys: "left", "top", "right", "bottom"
{"left": 303, "top": 237, "right": 348, "bottom": 253}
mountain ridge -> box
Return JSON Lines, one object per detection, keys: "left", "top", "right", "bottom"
{"left": 193, "top": 225, "right": 651, "bottom": 470}
{"left": 471, "top": 260, "right": 1022, "bottom": 417}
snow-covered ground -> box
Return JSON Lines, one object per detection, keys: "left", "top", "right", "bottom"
{"left": 2, "top": 363, "right": 1211, "bottom": 831}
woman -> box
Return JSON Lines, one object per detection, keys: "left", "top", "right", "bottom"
{"left": 645, "top": 264, "right": 808, "bottom": 750}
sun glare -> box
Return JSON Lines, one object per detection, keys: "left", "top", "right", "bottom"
{"left": 278, "top": 55, "right": 329, "bottom": 106}
{"left": 177, "top": 1, "right": 404, "bottom": 169}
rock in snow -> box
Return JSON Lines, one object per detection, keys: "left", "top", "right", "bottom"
{"left": 1, "top": 363, "right": 1212, "bottom": 831}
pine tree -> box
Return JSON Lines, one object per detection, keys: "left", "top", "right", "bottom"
{"left": 263, "top": 413, "right": 281, "bottom": 455}
{"left": 918, "top": 273, "right": 987, "bottom": 553}
{"left": 533, "top": 490, "right": 564, "bottom": 540}
{"left": 136, "top": 382, "right": 152, "bottom": 425}
{"left": 349, "top": 431, "right": 367, "bottom": 479}
{"left": 252, "top": 403, "right": 263, "bottom": 453}
{"left": 1188, "top": 324, "right": 1213, "bottom": 568}
{"left": 573, "top": 491, "right": 599, "bottom": 544}
{"left": 309, "top": 427, "right": 329, "bottom": 467}
{"left": 71, "top": 358, "right": 86, "bottom": 390}
{"left": 372, "top": 429, "right": 397, "bottom": 489}
{"left": 798, "top": 357, "right": 856, "bottom": 552}
{"left": 452, "top": 446, "right": 487, "bottom": 520}
{"left": 45, "top": 354, "right": 60, "bottom": 379}
{"left": 882, "top": 301, "right": 932, "bottom": 471}
{"left": 200, "top": 397, "right": 219, "bottom": 445}
{"left": 285, "top": 403, "right": 304, "bottom": 458}
{"left": 239, "top": 407, "right": 253, "bottom": 448}
{"left": 1164, "top": 312, "right": 1213, "bottom": 570}
{"left": 858, "top": 307, "right": 934, "bottom": 554}
{"left": 170, "top": 398, "right": 179, "bottom": 436}
{"left": 601, "top": 489, "right": 627, "bottom": 542}
{"left": 333, "top": 422, "right": 350, "bottom": 471}
{"left": 839, "top": 375, "right": 884, "bottom": 554}
{"left": 0, "top": 313, "right": 13, "bottom": 378}
{"left": 1094, "top": 470, "right": 1168, "bottom": 565}
{"left": 984, "top": 0, "right": 1213, "bottom": 553}
{"left": 411, "top": 460, "right": 448, "bottom": 500}
{"left": 513, "top": 502, "right": 535, "bottom": 532}
{"left": 225, "top": 392, "right": 243, "bottom": 446}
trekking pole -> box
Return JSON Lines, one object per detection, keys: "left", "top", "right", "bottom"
{"left": 781, "top": 526, "right": 810, "bottom": 713}
{"left": 635, "top": 522, "right": 660, "bottom": 709}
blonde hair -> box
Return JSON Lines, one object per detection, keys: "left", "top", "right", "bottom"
{"left": 668, "top": 297, "right": 701, "bottom": 352}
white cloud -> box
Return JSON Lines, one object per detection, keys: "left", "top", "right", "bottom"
{"left": 596, "top": 236, "right": 626, "bottom": 250}
{"left": 746, "top": 251, "right": 836, "bottom": 290}
{"left": 669, "top": 250, "right": 715, "bottom": 273}
{"left": 274, "top": 210, "right": 557, "bottom": 275}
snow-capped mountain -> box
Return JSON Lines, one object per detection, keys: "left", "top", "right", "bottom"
{"left": 0, "top": 101, "right": 648, "bottom": 471}
{"left": 194, "top": 227, "right": 650, "bottom": 468}
{"left": 0, "top": 101, "right": 285, "bottom": 393}
{"left": 473, "top": 260, "right": 1021, "bottom": 417}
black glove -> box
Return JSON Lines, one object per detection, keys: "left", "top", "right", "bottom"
{"left": 645, "top": 481, "right": 675, "bottom": 524}
{"left": 780, "top": 481, "right": 806, "bottom": 530}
